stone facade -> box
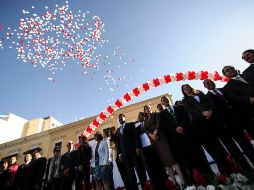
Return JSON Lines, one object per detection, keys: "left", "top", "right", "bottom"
{"left": 0, "top": 93, "right": 172, "bottom": 163}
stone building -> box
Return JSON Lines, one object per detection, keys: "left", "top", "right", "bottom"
{"left": 0, "top": 94, "right": 172, "bottom": 187}
{"left": 0, "top": 93, "right": 172, "bottom": 162}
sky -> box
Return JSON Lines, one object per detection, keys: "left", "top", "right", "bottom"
{"left": 1, "top": 0, "right": 254, "bottom": 125}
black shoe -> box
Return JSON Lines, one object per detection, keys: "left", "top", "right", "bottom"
{"left": 175, "top": 184, "right": 181, "bottom": 190}
{"left": 181, "top": 184, "right": 188, "bottom": 190}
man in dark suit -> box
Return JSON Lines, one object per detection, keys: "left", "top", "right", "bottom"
{"left": 13, "top": 153, "right": 32, "bottom": 190}
{"left": 60, "top": 141, "right": 76, "bottom": 190}
{"left": 27, "top": 148, "right": 47, "bottom": 190}
{"left": 222, "top": 65, "right": 254, "bottom": 138}
{"left": 75, "top": 136, "right": 92, "bottom": 190}
{"left": 160, "top": 95, "right": 214, "bottom": 186}
{"left": 110, "top": 127, "right": 130, "bottom": 189}
{"left": 203, "top": 79, "right": 254, "bottom": 171}
{"left": 135, "top": 112, "right": 168, "bottom": 190}
{"left": 242, "top": 49, "right": 254, "bottom": 85}
{"left": 44, "top": 146, "right": 62, "bottom": 190}
{"left": 115, "top": 113, "right": 144, "bottom": 190}
{"left": 44, "top": 155, "right": 52, "bottom": 189}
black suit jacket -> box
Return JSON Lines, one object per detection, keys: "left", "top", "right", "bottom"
{"left": 76, "top": 145, "right": 92, "bottom": 167}
{"left": 160, "top": 105, "right": 192, "bottom": 134}
{"left": 15, "top": 162, "right": 32, "bottom": 189}
{"left": 116, "top": 122, "right": 141, "bottom": 157}
{"left": 243, "top": 64, "right": 254, "bottom": 86}
{"left": 29, "top": 157, "right": 47, "bottom": 188}
{"left": 206, "top": 89, "right": 235, "bottom": 123}
{"left": 223, "top": 77, "right": 254, "bottom": 118}
{"left": 182, "top": 91, "right": 214, "bottom": 120}
{"left": 60, "top": 150, "right": 77, "bottom": 174}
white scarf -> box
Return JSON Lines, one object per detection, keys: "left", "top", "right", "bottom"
{"left": 48, "top": 156, "right": 60, "bottom": 181}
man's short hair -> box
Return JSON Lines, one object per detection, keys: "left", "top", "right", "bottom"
{"left": 175, "top": 100, "right": 182, "bottom": 105}
{"left": 110, "top": 126, "right": 115, "bottom": 132}
{"left": 157, "top": 103, "right": 162, "bottom": 108}
{"left": 94, "top": 132, "right": 103, "bottom": 141}
{"left": 118, "top": 113, "right": 125, "bottom": 117}
{"left": 242, "top": 49, "right": 254, "bottom": 58}
{"left": 203, "top": 79, "right": 214, "bottom": 85}
{"left": 138, "top": 112, "right": 144, "bottom": 116}
{"left": 53, "top": 146, "right": 61, "bottom": 152}
{"left": 222, "top": 66, "right": 230, "bottom": 75}
{"left": 160, "top": 96, "right": 168, "bottom": 102}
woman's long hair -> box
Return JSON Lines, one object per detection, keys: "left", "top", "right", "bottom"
{"left": 94, "top": 132, "right": 103, "bottom": 142}
{"left": 143, "top": 105, "right": 152, "bottom": 120}
{"left": 181, "top": 84, "right": 196, "bottom": 98}
{"left": 78, "top": 136, "right": 90, "bottom": 149}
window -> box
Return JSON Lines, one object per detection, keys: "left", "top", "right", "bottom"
{"left": 54, "top": 142, "right": 62, "bottom": 149}
{"left": 53, "top": 141, "right": 63, "bottom": 155}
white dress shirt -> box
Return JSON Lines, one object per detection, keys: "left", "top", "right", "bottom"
{"left": 194, "top": 95, "right": 200, "bottom": 102}
{"left": 232, "top": 75, "right": 248, "bottom": 84}
{"left": 135, "top": 121, "right": 151, "bottom": 148}
{"left": 208, "top": 89, "right": 223, "bottom": 95}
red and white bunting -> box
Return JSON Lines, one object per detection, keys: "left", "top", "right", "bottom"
{"left": 81, "top": 71, "right": 229, "bottom": 137}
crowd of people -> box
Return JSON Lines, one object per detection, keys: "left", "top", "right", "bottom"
{"left": 1, "top": 49, "right": 254, "bottom": 190}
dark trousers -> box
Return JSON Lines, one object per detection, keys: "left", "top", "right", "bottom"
{"left": 109, "top": 162, "right": 115, "bottom": 190}
{"left": 193, "top": 117, "right": 233, "bottom": 175}
{"left": 47, "top": 178, "right": 61, "bottom": 190}
{"left": 122, "top": 154, "right": 147, "bottom": 190}
{"left": 218, "top": 112, "right": 254, "bottom": 171}
{"left": 123, "top": 155, "right": 138, "bottom": 190}
{"left": 216, "top": 127, "right": 250, "bottom": 170}
{"left": 189, "top": 140, "right": 215, "bottom": 180}
{"left": 60, "top": 174, "right": 75, "bottom": 190}
{"left": 231, "top": 128, "right": 254, "bottom": 171}
{"left": 172, "top": 131, "right": 215, "bottom": 183}
{"left": 75, "top": 167, "right": 90, "bottom": 190}
{"left": 135, "top": 154, "right": 147, "bottom": 190}
{"left": 142, "top": 146, "right": 168, "bottom": 190}
{"left": 115, "top": 156, "right": 129, "bottom": 189}
{"left": 239, "top": 113, "right": 254, "bottom": 139}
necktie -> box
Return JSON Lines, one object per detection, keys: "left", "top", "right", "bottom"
{"left": 214, "top": 89, "right": 225, "bottom": 99}
{"left": 120, "top": 124, "right": 124, "bottom": 135}
{"left": 168, "top": 107, "right": 178, "bottom": 124}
